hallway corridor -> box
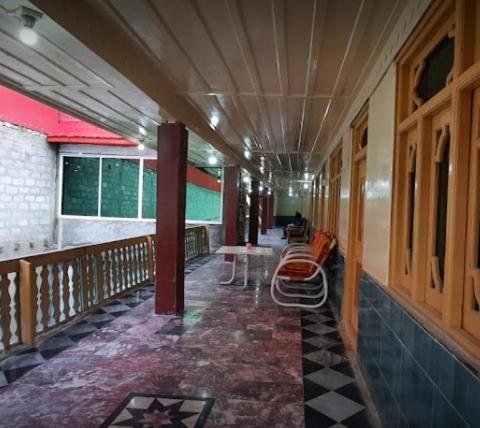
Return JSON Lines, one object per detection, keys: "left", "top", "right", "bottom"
{"left": 0, "top": 232, "right": 374, "bottom": 428}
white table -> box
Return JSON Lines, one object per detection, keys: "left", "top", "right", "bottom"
{"left": 216, "top": 245, "right": 274, "bottom": 288}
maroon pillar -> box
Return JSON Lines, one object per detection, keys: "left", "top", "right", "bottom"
{"left": 260, "top": 188, "right": 268, "bottom": 235}
{"left": 267, "top": 192, "right": 274, "bottom": 229}
{"left": 249, "top": 179, "right": 260, "bottom": 245}
{"left": 155, "top": 122, "right": 188, "bottom": 315}
{"left": 223, "top": 166, "right": 240, "bottom": 261}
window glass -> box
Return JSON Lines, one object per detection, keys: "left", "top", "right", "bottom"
{"left": 62, "top": 157, "right": 99, "bottom": 216}
{"left": 435, "top": 138, "right": 450, "bottom": 283}
{"left": 417, "top": 37, "right": 454, "bottom": 103}
{"left": 101, "top": 158, "right": 139, "bottom": 218}
{"left": 185, "top": 167, "right": 222, "bottom": 222}
{"left": 407, "top": 150, "right": 416, "bottom": 252}
{"left": 142, "top": 160, "right": 157, "bottom": 219}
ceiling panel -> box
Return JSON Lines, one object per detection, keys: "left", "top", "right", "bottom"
{"left": 0, "top": 0, "right": 407, "bottom": 189}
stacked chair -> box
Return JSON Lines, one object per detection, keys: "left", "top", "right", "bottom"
{"left": 271, "top": 231, "right": 336, "bottom": 309}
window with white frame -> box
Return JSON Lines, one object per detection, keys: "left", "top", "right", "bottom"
{"left": 60, "top": 155, "right": 223, "bottom": 223}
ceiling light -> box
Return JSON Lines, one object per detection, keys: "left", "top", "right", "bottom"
{"left": 244, "top": 137, "right": 252, "bottom": 148}
{"left": 12, "top": 7, "right": 42, "bottom": 46}
{"left": 304, "top": 172, "right": 309, "bottom": 180}
{"left": 138, "top": 143, "right": 145, "bottom": 150}
{"left": 243, "top": 175, "right": 251, "bottom": 184}
{"left": 244, "top": 150, "right": 251, "bottom": 159}
{"left": 259, "top": 185, "right": 264, "bottom": 192}
{"left": 267, "top": 189, "right": 272, "bottom": 196}
{"left": 208, "top": 155, "right": 218, "bottom": 165}
{"left": 303, "top": 183, "right": 309, "bottom": 190}
{"left": 139, "top": 126, "right": 146, "bottom": 136}
{"left": 19, "top": 27, "right": 38, "bottom": 45}
{"left": 210, "top": 115, "right": 219, "bottom": 128}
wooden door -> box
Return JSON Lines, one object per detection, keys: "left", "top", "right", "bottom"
{"left": 342, "top": 105, "right": 368, "bottom": 347}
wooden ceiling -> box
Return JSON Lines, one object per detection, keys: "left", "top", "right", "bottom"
{"left": 1, "top": 0, "right": 405, "bottom": 187}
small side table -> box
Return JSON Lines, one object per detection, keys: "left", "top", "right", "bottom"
{"left": 215, "top": 246, "right": 274, "bottom": 288}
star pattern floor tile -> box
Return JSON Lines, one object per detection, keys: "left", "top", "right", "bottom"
{"left": 100, "top": 394, "right": 215, "bottom": 428}
{"left": 0, "top": 254, "right": 218, "bottom": 388}
{"left": 301, "top": 304, "right": 374, "bottom": 428}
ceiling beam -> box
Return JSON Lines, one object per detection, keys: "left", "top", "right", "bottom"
{"left": 31, "top": 0, "right": 263, "bottom": 179}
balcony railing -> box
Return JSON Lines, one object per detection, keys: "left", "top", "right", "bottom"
{"left": 0, "top": 225, "right": 209, "bottom": 354}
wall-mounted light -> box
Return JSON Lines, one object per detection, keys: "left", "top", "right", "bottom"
{"left": 10, "top": 7, "right": 43, "bottom": 46}
{"left": 208, "top": 155, "right": 218, "bottom": 165}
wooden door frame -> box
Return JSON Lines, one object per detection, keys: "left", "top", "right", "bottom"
{"left": 342, "top": 106, "right": 368, "bottom": 348}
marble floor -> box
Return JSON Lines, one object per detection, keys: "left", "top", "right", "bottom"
{"left": 0, "top": 231, "right": 377, "bottom": 427}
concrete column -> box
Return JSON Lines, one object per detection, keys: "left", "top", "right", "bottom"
{"left": 260, "top": 188, "right": 268, "bottom": 235}
{"left": 248, "top": 179, "right": 260, "bottom": 245}
{"left": 223, "top": 166, "right": 240, "bottom": 261}
{"left": 155, "top": 122, "right": 188, "bottom": 315}
{"left": 267, "top": 192, "right": 274, "bottom": 229}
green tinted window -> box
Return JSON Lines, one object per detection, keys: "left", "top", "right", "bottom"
{"left": 142, "top": 160, "right": 157, "bottom": 219}
{"left": 101, "top": 158, "right": 139, "bottom": 218}
{"left": 186, "top": 183, "right": 221, "bottom": 222}
{"left": 62, "top": 157, "right": 99, "bottom": 216}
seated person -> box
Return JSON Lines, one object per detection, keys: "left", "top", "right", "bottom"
{"left": 282, "top": 211, "right": 303, "bottom": 239}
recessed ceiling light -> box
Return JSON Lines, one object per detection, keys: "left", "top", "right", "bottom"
{"left": 208, "top": 155, "right": 218, "bottom": 165}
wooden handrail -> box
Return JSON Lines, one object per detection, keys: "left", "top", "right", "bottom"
{"left": 0, "top": 226, "right": 209, "bottom": 354}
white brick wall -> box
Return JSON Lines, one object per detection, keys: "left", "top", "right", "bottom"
{"left": 0, "top": 121, "right": 57, "bottom": 259}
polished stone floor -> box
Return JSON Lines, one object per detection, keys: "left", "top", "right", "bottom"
{"left": 0, "top": 231, "right": 376, "bottom": 427}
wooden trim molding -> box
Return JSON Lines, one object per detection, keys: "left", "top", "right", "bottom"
{"left": 390, "top": 0, "right": 480, "bottom": 361}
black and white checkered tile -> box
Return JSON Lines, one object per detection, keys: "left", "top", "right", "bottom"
{"left": 0, "top": 254, "right": 217, "bottom": 388}
{"left": 302, "top": 305, "right": 373, "bottom": 428}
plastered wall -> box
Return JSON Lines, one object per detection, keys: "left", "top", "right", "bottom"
{"left": 362, "top": 64, "right": 396, "bottom": 285}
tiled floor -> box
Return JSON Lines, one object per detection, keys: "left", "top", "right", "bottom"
{"left": 100, "top": 393, "right": 215, "bottom": 427}
{"left": 0, "top": 232, "right": 377, "bottom": 427}
{"left": 0, "top": 254, "right": 215, "bottom": 388}
{"left": 301, "top": 306, "right": 373, "bottom": 428}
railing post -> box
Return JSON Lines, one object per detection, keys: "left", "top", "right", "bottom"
{"left": 19, "top": 260, "right": 36, "bottom": 346}
{"left": 146, "top": 236, "right": 155, "bottom": 283}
